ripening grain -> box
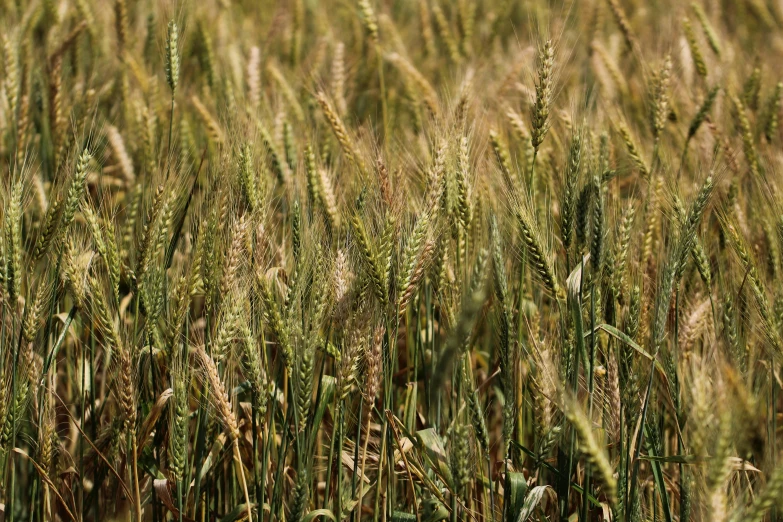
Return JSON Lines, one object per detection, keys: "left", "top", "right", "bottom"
{"left": 0, "top": 1, "right": 782, "bottom": 522}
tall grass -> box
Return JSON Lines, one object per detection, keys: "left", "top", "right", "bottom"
{"left": 0, "top": 1, "right": 782, "bottom": 521}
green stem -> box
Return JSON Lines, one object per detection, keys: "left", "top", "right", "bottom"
{"left": 351, "top": 400, "right": 363, "bottom": 522}
{"left": 165, "top": 95, "right": 175, "bottom": 181}
{"left": 324, "top": 397, "right": 338, "bottom": 508}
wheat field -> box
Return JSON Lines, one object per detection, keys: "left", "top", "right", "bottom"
{"left": 0, "top": 0, "right": 782, "bottom": 521}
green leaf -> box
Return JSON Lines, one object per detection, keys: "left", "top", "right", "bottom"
{"left": 645, "top": 423, "right": 673, "bottom": 522}
{"left": 421, "top": 498, "right": 449, "bottom": 522}
{"left": 505, "top": 472, "right": 528, "bottom": 522}
{"left": 567, "top": 256, "right": 588, "bottom": 378}
{"left": 415, "top": 428, "right": 454, "bottom": 489}
{"left": 639, "top": 454, "right": 705, "bottom": 465}
{"left": 310, "top": 375, "right": 336, "bottom": 452}
{"left": 586, "top": 323, "right": 669, "bottom": 380}
{"left": 585, "top": 323, "right": 650, "bottom": 359}
{"left": 391, "top": 511, "right": 417, "bottom": 522}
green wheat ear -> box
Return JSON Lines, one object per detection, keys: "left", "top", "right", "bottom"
{"left": 4, "top": 179, "right": 22, "bottom": 305}
{"left": 691, "top": 2, "right": 721, "bottom": 56}
{"left": 687, "top": 86, "right": 720, "bottom": 141}
{"left": 516, "top": 200, "right": 562, "bottom": 299}
{"left": 765, "top": 82, "right": 782, "bottom": 142}
{"left": 683, "top": 17, "right": 707, "bottom": 79}
{"left": 165, "top": 21, "right": 180, "bottom": 93}
{"left": 62, "top": 148, "right": 92, "bottom": 234}
{"left": 531, "top": 39, "right": 554, "bottom": 153}
{"left": 561, "top": 129, "right": 582, "bottom": 254}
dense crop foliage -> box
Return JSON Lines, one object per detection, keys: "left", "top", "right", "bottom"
{"left": 1, "top": 0, "right": 783, "bottom": 521}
